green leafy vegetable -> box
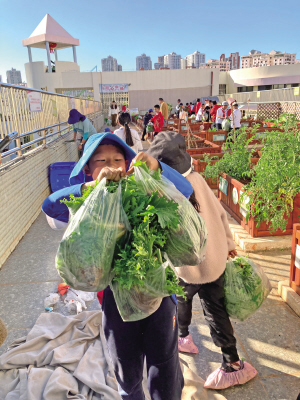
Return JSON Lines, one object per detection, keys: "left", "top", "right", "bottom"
{"left": 224, "top": 256, "right": 271, "bottom": 321}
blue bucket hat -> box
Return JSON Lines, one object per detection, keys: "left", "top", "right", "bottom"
{"left": 69, "top": 132, "right": 137, "bottom": 185}
{"left": 68, "top": 109, "right": 86, "bottom": 124}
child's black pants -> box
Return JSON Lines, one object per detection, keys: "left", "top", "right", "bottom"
{"left": 102, "top": 287, "right": 184, "bottom": 400}
{"left": 177, "top": 273, "right": 239, "bottom": 365}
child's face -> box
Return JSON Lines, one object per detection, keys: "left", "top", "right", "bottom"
{"left": 84, "top": 145, "right": 129, "bottom": 180}
{"left": 154, "top": 108, "right": 159, "bottom": 114}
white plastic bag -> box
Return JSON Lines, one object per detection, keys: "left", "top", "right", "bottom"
{"left": 56, "top": 179, "right": 130, "bottom": 291}
{"left": 222, "top": 119, "right": 231, "bottom": 131}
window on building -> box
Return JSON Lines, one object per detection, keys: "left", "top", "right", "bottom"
{"left": 237, "top": 86, "right": 254, "bottom": 92}
{"left": 273, "top": 84, "right": 285, "bottom": 89}
{"left": 258, "top": 85, "right": 272, "bottom": 91}
{"left": 219, "top": 84, "right": 227, "bottom": 95}
{"left": 292, "top": 83, "right": 299, "bottom": 87}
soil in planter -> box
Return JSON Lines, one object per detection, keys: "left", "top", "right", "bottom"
{"left": 251, "top": 150, "right": 260, "bottom": 158}
{"left": 188, "top": 142, "right": 213, "bottom": 149}
{"left": 185, "top": 135, "right": 205, "bottom": 142}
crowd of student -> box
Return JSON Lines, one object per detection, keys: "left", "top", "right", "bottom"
{"left": 176, "top": 97, "right": 242, "bottom": 131}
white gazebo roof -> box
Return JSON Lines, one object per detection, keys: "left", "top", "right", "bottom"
{"left": 22, "top": 14, "right": 79, "bottom": 49}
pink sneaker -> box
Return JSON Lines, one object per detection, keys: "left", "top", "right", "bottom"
{"left": 178, "top": 334, "right": 199, "bottom": 354}
{"left": 204, "top": 360, "right": 258, "bottom": 390}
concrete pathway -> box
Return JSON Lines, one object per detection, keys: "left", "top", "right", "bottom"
{"left": 0, "top": 213, "right": 299, "bottom": 399}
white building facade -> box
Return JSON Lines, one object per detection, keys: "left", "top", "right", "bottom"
{"left": 164, "top": 52, "right": 181, "bottom": 69}
{"left": 185, "top": 51, "right": 205, "bottom": 68}
{"left": 136, "top": 54, "right": 152, "bottom": 70}
{"left": 101, "top": 56, "right": 118, "bottom": 72}
{"left": 241, "top": 50, "right": 297, "bottom": 69}
{"left": 6, "top": 68, "right": 22, "bottom": 84}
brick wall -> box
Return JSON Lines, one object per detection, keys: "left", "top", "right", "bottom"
{"left": 0, "top": 132, "right": 78, "bottom": 268}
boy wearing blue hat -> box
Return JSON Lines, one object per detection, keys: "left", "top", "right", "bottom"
{"left": 142, "top": 109, "right": 153, "bottom": 141}
{"left": 42, "top": 132, "right": 194, "bottom": 399}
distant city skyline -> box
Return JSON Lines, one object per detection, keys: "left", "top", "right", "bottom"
{"left": 1, "top": 0, "right": 300, "bottom": 81}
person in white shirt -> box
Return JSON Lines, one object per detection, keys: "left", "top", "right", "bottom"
{"left": 108, "top": 101, "right": 119, "bottom": 127}
{"left": 175, "top": 99, "right": 181, "bottom": 117}
{"left": 229, "top": 103, "right": 242, "bottom": 130}
{"left": 114, "top": 112, "right": 143, "bottom": 154}
{"left": 216, "top": 101, "right": 230, "bottom": 130}
{"left": 196, "top": 103, "right": 205, "bottom": 121}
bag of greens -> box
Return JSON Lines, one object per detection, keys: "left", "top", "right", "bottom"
{"left": 112, "top": 254, "right": 177, "bottom": 321}
{"left": 224, "top": 256, "right": 271, "bottom": 321}
{"left": 110, "top": 162, "right": 207, "bottom": 321}
{"left": 56, "top": 179, "right": 130, "bottom": 292}
{"left": 222, "top": 119, "right": 231, "bottom": 131}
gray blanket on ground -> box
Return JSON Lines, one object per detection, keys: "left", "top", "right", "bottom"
{"left": 0, "top": 311, "right": 226, "bottom": 400}
{"left": 0, "top": 311, "right": 120, "bottom": 400}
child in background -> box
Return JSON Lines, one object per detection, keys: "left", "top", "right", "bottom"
{"left": 42, "top": 132, "right": 194, "bottom": 399}
{"left": 114, "top": 111, "right": 143, "bottom": 154}
{"left": 150, "top": 105, "right": 164, "bottom": 136}
{"left": 142, "top": 108, "right": 153, "bottom": 141}
{"left": 69, "top": 109, "right": 97, "bottom": 153}
{"left": 147, "top": 131, "right": 258, "bottom": 391}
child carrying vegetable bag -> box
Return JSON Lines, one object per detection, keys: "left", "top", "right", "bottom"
{"left": 42, "top": 132, "right": 204, "bottom": 400}
{"left": 148, "top": 131, "right": 260, "bottom": 390}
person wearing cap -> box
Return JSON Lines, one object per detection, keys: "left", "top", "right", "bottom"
{"left": 147, "top": 131, "right": 258, "bottom": 390}
{"left": 229, "top": 103, "right": 242, "bottom": 132}
{"left": 216, "top": 101, "right": 231, "bottom": 130}
{"left": 142, "top": 109, "right": 153, "bottom": 141}
{"left": 69, "top": 109, "right": 97, "bottom": 153}
{"left": 42, "top": 131, "right": 194, "bottom": 399}
{"left": 159, "top": 97, "right": 169, "bottom": 126}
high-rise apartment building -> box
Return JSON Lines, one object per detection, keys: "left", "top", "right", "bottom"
{"left": 241, "top": 50, "right": 297, "bottom": 68}
{"left": 200, "top": 59, "right": 231, "bottom": 71}
{"left": 101, "top": 56, "right": 118, "bottom": 72}
{"left": 136, "top": 54, "right": 152, "bottom": 70}
{"left": 220, "top": 52, "right": 240, "bottom": 70}
{"left": 117, "top": 65, "right": 122, "bottom": 71}
{"left": 164, "top": 52, "right": 181, "bottom": 69}
{"left": 6, "top": 68, "right": 22, "bottom": 84}
{"left": 185, "top": 51, "right": 205, "bottom": 68}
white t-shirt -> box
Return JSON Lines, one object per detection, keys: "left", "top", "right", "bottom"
{"left": 196, "top": 108, "right": 204, "bottom": 121}
{"left": 108, "top": 106, "right": 119, "bottom": 116}
{"left": 230, "top": 109, "right": 242, "bottom": 128}
{"left": 216, "top": 108, "right": 230, "bottom": 124}
{"left": 114, "top": 127, "right": 143, "bottom": 154}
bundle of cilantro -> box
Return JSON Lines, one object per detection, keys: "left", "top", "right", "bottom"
{"left": 224, "top": 256, "right": 271, "bottom": 321}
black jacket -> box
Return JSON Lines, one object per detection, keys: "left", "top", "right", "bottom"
{"left": 144, "top": 113, "right": 153, "bottom": 126}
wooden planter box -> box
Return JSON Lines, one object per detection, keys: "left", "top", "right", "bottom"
{"left": 205, "top": 130, "right": 228, "bottom": 145}
{"left": 246, "top": 127, "right": 284, "bottom": 144}
{"left": 202, "top": 122, "right": 212, "bottom": 130}
{"left": 192, "top": 154, "right": 259, "bottom": 189}
{"left": 186, "top": 140, "right": 221, "bottom": 155}
{"left": 218, "top": 173, "right": 300, "bottom": 237}
{"left": 290, "top": 223, "right": 300, "bottom": 296}
{"left": 192, "top": 153, "right": 224, "bottom": 189}
{"left": 240, "top": 119, "right": 263, "bottom": 128}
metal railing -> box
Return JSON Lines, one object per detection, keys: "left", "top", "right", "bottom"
{"left": 0, "top": 82, "right": 103, "bottom": 144}
{"left": 0, "top": 110, "right": 102, "bottom": 169}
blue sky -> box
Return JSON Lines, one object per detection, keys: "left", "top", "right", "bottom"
{"left": 0, "top": 0, "right": 299, "bottom": 83}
